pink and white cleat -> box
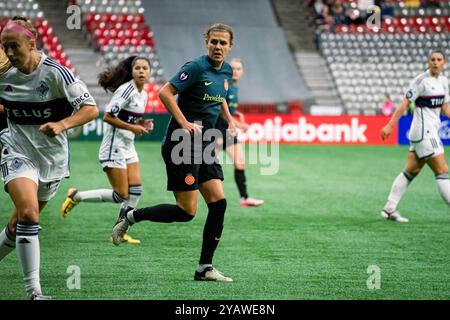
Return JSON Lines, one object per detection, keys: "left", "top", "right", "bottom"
{"left": 240, "top": 197, "right": 264, "bottom": 207}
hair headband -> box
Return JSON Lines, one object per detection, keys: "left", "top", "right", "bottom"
{"left": 1, "top": 22, "right": 35, "bottom": 40}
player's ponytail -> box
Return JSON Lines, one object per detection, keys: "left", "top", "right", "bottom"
{"left": 98, "top": 56, "right": 151, "bottom": 92}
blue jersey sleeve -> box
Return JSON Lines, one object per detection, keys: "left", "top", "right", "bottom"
{"left": 169, "top": 61, "right": 202, "bottom": 93}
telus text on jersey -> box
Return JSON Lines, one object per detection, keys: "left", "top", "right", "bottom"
{"left": 5, "top": 108, "right": 52, "bottom": 118}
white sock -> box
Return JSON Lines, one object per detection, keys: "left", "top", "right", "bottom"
{"left": 74, "top": 189, "right": 125, "bottom": 203}
{"left": 384, "top": 171, "right": 413, "bottom": 213}
{"left": 196, "top": 264, "right": 213, "bottom": 273}
{"left": 436, "top": 173, "right": 450, "bottom": 207}
{"left": 16, "top": 223, "right": 41, "bottom": 296}
{"left": 124, "top": 185, "right": 142, "bottom": 208}
{"left": 119, "top": 185, "right": 142, "bottom": 224}
{"left": 0, "top": 226, "right": 16, "bottom": 262}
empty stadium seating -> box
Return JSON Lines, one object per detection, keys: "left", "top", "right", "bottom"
{"left": 319, "top": 1, "right": 450, "bottom": 114}
{"left": 75, "top": 0, "right": 165, "bottom": 112}
{"left": 0, "top": 0, "right": 74, "bottom": 72}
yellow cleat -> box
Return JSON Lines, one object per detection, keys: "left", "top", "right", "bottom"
{"left": 60, "top": 188, "right": 78, "bottom": 218}
{"left": 108, "top": 233, "right": 141, "bottom": 244}
{"left": 123, "top": 234, "right": 141, "bottom": 244}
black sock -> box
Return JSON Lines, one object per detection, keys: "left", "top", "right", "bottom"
{"left": 234, "top": 169, "right": 248, "bottom": 199}
{"left": 133, "top": 204, "right": 193, "bottom": 223}
{"left": 199, "top": 199, "right": 227, "bottom": 265}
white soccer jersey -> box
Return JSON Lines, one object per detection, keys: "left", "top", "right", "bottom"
{"left": 99, "top": 80, "right": 147, "bottom": 161}
{"left": 0, "top": 52, "right": 96, "bottom": 182}
{"left": 405, "top": 70, "right": 449, "bottom": 142}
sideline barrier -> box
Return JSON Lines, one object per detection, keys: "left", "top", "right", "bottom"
{"left": 68, "top": 113, "right": 450, "bottom": 145}
{"left": 68, "top": 113, "right": 171, "bottom": 142}
{"left": 241, "top": 114, "right": 397, "bottom": 145}
{"left": 398, "top": 115, "right": 450, "bottom": 145}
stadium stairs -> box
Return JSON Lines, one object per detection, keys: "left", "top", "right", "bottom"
{"left": 295, "top": 52, "right": 343, "bottom": 110}
{"left": 272, "top": 0, "right": 343, "bottom": 112}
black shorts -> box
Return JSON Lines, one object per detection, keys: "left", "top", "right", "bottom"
{"left": 215, "top": 121, "right": 238, "bottom": 150}
{"left": 161, "top": 144, "right": 224, "bottom": 191}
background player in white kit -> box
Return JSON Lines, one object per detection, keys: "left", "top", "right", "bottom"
{"left": 60, "top": 56, "right": 153, "bottom": 244}
{"left": 381, "top": 50, "right": 450, "bottom": 222}
{"left": 0, "top": 17, "right": 98, "bottom": 299}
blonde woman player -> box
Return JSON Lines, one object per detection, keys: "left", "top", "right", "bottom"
{"left": 0, "top": 16, "right": 98, "bottom": 299}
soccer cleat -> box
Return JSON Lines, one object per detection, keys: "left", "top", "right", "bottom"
{"left": 28, "top": 291, "right": 52, "bottom": 300}
{"left": 108, "top": 233, "right": 141, "bottom": 244}
{"left": 240, "top": 197, "right": 264, "bottom": 207}
{"left": 60, "top": 188, "right": 79, "bottom": 218}
{"left": 123, "top": 233, "right": 141, "bottom": 244}
{"left": 111, "top": 206, "right": 133, "bottom": 246}
{"left": 380, "top": 210, "right": 409, "bottom": 223}
{"left": 194, "top": 266, "right": 233, "bottom": 282}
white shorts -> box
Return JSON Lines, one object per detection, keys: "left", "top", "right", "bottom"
{"left": 1, "top": 155, "right": 62, "bottom": 201}
{"left": 99, "top": 145, "right": 139, "bottom": 170}
{"left": 409, "top": 135, "right": 444, "bottom": 160}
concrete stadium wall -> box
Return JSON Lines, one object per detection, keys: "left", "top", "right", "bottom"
{"left": 142, "top": 0, "right": 313, "bottom": 105}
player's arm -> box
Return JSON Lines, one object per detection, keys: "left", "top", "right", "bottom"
{"left": 233, "top": 110, "right": 248, "bottom": 132}
{"left": 40, "top": 104, "right": 99, "bottom": 137}
{"left": 0, "top": 104, "right": 4, "bottom": 114}
{"left": 103, "top": 112, "right": 149, "bottom": 135}
{"left": 381, "top": 97, "right": 409, "bottom": 140}
{"left": 220, "top": 100, "right": 237, "bottom": 135}
{"left": 441, "top": 79, "right": 450, "bottom": 117}
{"left": 441, "top": 102, "right": 450, "bottom": 118}
{"left": 234, "top": 110, "right": 245, "bottom": 123}
{"left": 158, "top": 82, "right": 202, "bottom": 135}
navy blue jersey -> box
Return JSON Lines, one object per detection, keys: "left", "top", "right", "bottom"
{"left": 215, "top": 83, "right": 238, "bottom": 131}
{"left": 164, "top": 55, "right": 232, "bottom": 145}
{"left": 226, "top": 84, "right": 238, "bottom": 116}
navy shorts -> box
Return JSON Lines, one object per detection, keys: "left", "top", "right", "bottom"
{"left": 161, "top": 144, "right": 224, "bottom": 191}
{"left": 215, "top": 120, "right": 238, "bottom": 150}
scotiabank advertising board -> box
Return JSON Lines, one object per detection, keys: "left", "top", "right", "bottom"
{"left": 241, "top": 114, "right": 398, "bottom": 145}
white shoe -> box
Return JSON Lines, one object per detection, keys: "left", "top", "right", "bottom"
{"left": 194, "top": 266, "right": 233, "bottom": 282}
{"left": 380, "top": 210, "right": 409, "bottom": 223}
{"left": 28, "top": 291, "right": 52, "bottom": 300}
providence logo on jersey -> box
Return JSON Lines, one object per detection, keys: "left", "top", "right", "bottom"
{"left": 202, "top": 93, "right": 224, "bottom": 102}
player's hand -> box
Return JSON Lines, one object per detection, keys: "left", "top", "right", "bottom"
{"left": 132, "top": 124, "right": 149, "bottom": 136}
{"left": 381, "top": 124, "right": 393, "bottom": 140}
{"left": 137, "top": 118, "right": 154, "bottom": 132}
{"left": 144, "top": 119, "right": 154, "bottom": 131}
{"left": 39, "top": 122, "right": 66, "bottom": 137}
{"left": 238, "top": 122, "right": 249, "bottom": 133}
{"left": 182, "top": 121, "right": 203, "bottom": 136}
{"left": 227, "top": 120, "right": 238, "bottom": 137}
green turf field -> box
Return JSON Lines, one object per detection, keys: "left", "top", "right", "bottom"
{"left": 1, "top": 142, "right": 450, "bottom": 300}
